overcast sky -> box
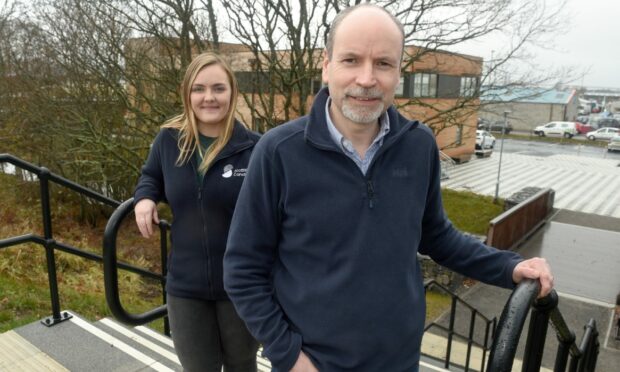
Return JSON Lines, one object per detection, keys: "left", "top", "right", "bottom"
{"left": 451, "top": 0, "right": 619, "bottom": 89}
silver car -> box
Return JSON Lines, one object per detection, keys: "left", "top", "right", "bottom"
{"left": 587, "top": 127, "right": 619, "bottom": 141}
{"left": 608, "top": 135, "right": 620, "bottom": 152}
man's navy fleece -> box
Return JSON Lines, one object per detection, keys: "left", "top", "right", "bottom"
{"left": 224, "top": 88, "right": 523, "bottom": 371}
{"left": 134, "top": 121, "right": 259, "bottom": 300}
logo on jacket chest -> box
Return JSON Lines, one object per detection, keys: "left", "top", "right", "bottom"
{"left": 222, "top": 164, "right": 247, "bottom": 178}
{"left": 392, "top": 167, "right": 409, "bottom": 178}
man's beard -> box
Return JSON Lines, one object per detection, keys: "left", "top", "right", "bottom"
{"left": 341, "top": 87, "right": 385, "bottom": 124}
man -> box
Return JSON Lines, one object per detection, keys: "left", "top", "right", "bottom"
{"left": 224, "top": 4, "right": 553, "bottom": 372}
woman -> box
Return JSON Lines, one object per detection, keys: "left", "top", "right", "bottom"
{"left": 133, "top": 52, "right": 259, "bottom": 372}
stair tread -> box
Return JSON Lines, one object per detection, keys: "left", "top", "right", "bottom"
{"left": 421, "top": 332, "right": 554, "bottom": 372}
{"left": 99, "top": 317, "right": 272, "bottom": 370}
{"left": 0, "top": 330, "right": 69, "bottom": 371}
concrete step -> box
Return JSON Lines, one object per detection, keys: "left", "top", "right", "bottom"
{"left": 3, "top": 311, "right": 275, "bottom": 371}
{"left": 4, "top": 310, "right": 544, "bottom": 371}
{"left": 0, "top": 330, "right": 68, "bottom": 371}
{"left": 421, "top": 332, "right": 553, "bottom": 372}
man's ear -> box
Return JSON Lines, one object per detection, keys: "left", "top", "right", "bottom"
{"left": 321, "top": 49, "right": 329, "bottom": 84}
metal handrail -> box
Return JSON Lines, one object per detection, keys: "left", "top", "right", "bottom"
{"left": 0, "top": 153, "right": 167, "bottom": 329}
{"left": 103, "top": 198, "right": 169, "bottom": 326}
{"left": 0, "top": 153, "right": 119, "bottom": 207}
{"left": 424, "top": 279, "right": 497, "bottom": 371}
{"left": 487, "top": 279, "right": 600, "bottom": 372}
{"left": 487, "top": 279, "right": 540, "bottom": 371}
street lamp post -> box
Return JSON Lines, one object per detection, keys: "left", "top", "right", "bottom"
{"left": 493, "top": 111, "right": 510, "bottom": 203}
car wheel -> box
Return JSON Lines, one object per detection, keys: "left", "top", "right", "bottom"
{"left": 588, "top": 135, "right": 595, "bottom": 141}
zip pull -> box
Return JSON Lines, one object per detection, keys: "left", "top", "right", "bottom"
{"left": 197, "top": 187, "right": 202, "bottom": 200}
{"left": 366, "top": 180, "right": 375, "bottom": 209}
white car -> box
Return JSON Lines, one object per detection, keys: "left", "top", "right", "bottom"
{"left": 533, "top": 121, "right": 577, "bottom": 138}
{"left": 587, "top": 127, "right": 619, "bottom": 141}
{"left": 475, "top": 130, "right": 495, "bottom": 150}
{"left": 607, "top": 135, "right": 620, "bottom": 152}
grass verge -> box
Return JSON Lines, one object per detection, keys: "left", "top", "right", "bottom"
{"left": 0, "top": 175, "right": 504, "bottom": 332}
{"left": 442, "top": 188, "right": 504, "bottom": 236}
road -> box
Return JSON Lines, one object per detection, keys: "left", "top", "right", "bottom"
{"left": 499, "top": 136, "right": 620, "bottom": 160}
{"left": 442, "top": 139, "right": 620, "bottom": 218}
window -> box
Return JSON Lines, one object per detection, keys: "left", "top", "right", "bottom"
{"left": 455, "top": 124, "right": 463, "bottom": 145}
{"left": 460, "top": 76, "right": 478, "bottom": 97}
{"left": 395, "top": 76, "right": 405, "bottom": 97}
{"left": 437, "top": 75, "right": 461, "bottom": 98}
{"left": 411, "top": 73, "right": 437, "bottom": 98}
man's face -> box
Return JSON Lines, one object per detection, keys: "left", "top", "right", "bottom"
{"left": 323, "top": 8, "right": 402, "bottom": 128}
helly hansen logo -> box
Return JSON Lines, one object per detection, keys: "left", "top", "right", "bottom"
{"left": 222, "top": 164, "right": 247, "bottom": 178}
{"left": 392, "top": 167, "right": 409, "bottom": 178}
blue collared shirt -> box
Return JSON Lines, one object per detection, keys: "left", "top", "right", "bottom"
{"left": 325, "top": 98, "right": 390, "bottom": 175}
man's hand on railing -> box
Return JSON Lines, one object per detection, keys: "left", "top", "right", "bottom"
{"left": 512, "top": 257, "right": 554, "bottom": 298}
{"left": 134, "top": 199, "right": 160, "bottom": 238}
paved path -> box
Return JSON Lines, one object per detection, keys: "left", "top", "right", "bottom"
{"left": 442, "top": 153, "right": 620, "bottom": 218}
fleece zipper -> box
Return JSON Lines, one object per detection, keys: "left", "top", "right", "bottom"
{"left": 195, "top": 141, "right": 255, "bottom": 297}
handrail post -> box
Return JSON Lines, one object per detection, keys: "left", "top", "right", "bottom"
{"left": 554, "top": 329, "right": 575, "bottom": 372}
{"left": 38, "top": 167, "right": 72, "bottom": 326}
{"left": 445, "top": 296, "right": 457, "bottom": 369}
{"left": 580, "top": 319, "right": 599, "bottom": 372}
{"left": 464, "top": 309, "right": 476, "bottom": 372}
{"left": 522, "top": 291, "right": 557, "bottom": 371}
{"left": 481, "top": 319, "right": 492, "bottom": 372}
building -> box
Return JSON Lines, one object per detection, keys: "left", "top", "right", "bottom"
{"left": 126, "top": 38, "right": 484, "bottom": 162}
{"left": 480, "top": 87, "right": 579, "bottom": 131}
{"left": 227, "top": 45, "right": 483, "bottom": 162}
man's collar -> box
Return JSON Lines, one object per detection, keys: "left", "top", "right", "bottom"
{"left": 324, "top": 97, "right": 390, "bottom": 148}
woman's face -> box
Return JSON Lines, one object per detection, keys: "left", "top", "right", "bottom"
{"left": 190, "top": 64, "right": 232, "bottom": 134}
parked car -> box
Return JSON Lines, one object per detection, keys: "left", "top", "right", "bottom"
{"left": 576, "top": 115, "right": 589, "bottom": 124}
{"left": 588, "top": 116, "right": 620, "bottom": 130}
{"left": 586, "top": 127, "right": 619, "bottom": 141}
{"left": 607, "top": 135, "right": 620, "bottom": 152}
{"left": 575, "top": 122, "right": 594, "bottom": 134}
{"left": 478, "top": 118, "right": 512, "bottom": 134}
{"left": 533, "top": 121, "right": 577, "bottom": 138}
{"left": 475, "top": 130, "right": 496, "bottom": 150}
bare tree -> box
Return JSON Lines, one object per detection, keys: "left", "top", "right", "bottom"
{"left": 221, "top": 0, "right": 571, "bottom": 146}
{"left": 1, "top": 0, "right": 221, "bottom": 202}
{"left": 392, "top": 0, "right": 570, "bottom": 145}
{"left": 223, "top": 0, "right": 333, "bottom": 131}
{"left": 1, "top": 0, "right": 574, "bottom": 202}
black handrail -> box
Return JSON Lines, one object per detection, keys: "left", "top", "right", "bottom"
{"left": 103, "top": 198, "right": 169, "bottom": 326}
{"left": 0, "top": 154, "right": 167, "bottom": 329}
{"left": 487, "top": 279, "right": 600, "bottom": 371}
{"left": 424, "top": 279, "right": 497, "bottom": 371}
{"left": 487, "top": 279, "right": 539, "bottom": 371}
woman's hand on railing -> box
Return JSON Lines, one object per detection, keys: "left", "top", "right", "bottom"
{"left": 512, "top": 257, "right": 554, "bottom": 298}
{"left": 134, "top": 199, "right": 160, "bottom": 238}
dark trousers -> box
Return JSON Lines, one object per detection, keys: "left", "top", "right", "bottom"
{"left": 167, "top": 294, "right": 259, "bottom": 372}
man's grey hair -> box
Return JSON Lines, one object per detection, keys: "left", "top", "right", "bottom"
{"left": 325, "top": 3, "right": 405, "bottom": 60}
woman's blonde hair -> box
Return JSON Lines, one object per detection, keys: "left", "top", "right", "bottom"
{"left": 162, "top": 52, "right": 239, "bottom": 173}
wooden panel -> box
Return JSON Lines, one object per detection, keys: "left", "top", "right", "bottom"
{"left": 487, "top": 189, "right": 554, "bottom": 250}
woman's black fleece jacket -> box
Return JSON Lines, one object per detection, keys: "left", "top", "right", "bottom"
{"left": 134, "top": 121, "right": 260, "bottom": 300}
